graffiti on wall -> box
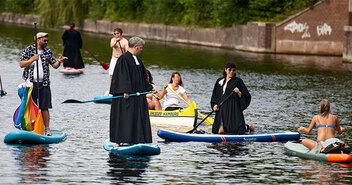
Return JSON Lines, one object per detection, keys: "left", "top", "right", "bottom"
{"left": 284, "top": 21, "right": 332, "bottom": 38}
{"left": 284, "top": 21, "right": 311, "bottom": 38}
{"left": 317, "top": 23, "right": 332, "bottom": 36}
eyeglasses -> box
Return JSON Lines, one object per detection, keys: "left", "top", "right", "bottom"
{"left": 227, "top": 68, "right": 236, "bottom": 72}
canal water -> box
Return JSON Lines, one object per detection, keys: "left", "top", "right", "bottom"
{"left": 0, "top": 23, "right": 352, "bottom": 184}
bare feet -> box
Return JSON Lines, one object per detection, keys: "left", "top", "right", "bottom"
{"left": 248, "top": 122, "right": 254, "bottom": 133}
{"left": 113, "top": 143, "right": 120, "bottom": 147}
{"left": 218, "top": 126, "right": 224, "bottom": 134}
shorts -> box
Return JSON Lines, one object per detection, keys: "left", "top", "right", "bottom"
{"left": 31, "top": 82, "right": 52, "bottom": 109}
{"left": 109, "top": 57, "right": 119, "bottom": 75}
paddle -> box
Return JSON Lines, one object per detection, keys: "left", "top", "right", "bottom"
{"left": 167, "top": 86, "right": 214, "bottom": 125}
{"left": 187, "top": 92, "right": 234, "bottom": 133}
{"left": 82, "top": 45, "right": 109, "bottom": 70}
{"left": 0, "top": 75, "right": 6, "bottom": 96}
{"left": 152, "top": 93, "right": 165, "bottom": 102}
{"left": 62, "top": 91, "right": 153, "bottom": 104}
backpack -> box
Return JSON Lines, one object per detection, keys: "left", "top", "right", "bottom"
{"left": 321, "top": 141, "right": 351, "bottom": 154}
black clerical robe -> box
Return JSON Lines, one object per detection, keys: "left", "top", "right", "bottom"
{"left": 62, "top": 29, "right": 84, "bottom": 69}
{"left": 211, "top": 77, "right": 251, "bottom": 134}
{"left": 109, "top": 51, "right": 153, "bottom": 144}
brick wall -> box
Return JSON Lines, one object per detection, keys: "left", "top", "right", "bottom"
{"left": 276, "top": 0, "right": 349, "bottom": 55}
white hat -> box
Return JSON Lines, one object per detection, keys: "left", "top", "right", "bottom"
{"left": 35, "top": 32, "right": 48, "bottom": 40}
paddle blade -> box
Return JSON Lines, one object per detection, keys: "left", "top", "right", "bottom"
{"left": 99, "top": 61, "right": 109, "bottom": 70}
{"left": 34, "top": 110, "right": 44, "bottom": 135}
{"left": 62, "top": 99, "right": 83, "bottom": 103}
{"left": 199, "top": 112, "right": 214, "bottom": 125}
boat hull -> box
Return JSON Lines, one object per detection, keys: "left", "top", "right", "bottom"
{"left": 4, "top": 130, "right": 66, "bottom": 144}
{"left": 93, "top": 96, "right": 198, "bottom": 130}
{"left": 284, "top": 141, "right": 352, "bottom": 163}
{"left": 157, "top": 129, "right": 300, "bottom": 142}
{"left": 103, "top": 140, "right": 160, "bottom": 155}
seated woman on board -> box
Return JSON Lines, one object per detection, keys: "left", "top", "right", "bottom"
{"left": 298, "top": 99, "right": 346, "bottom": 152}
{"left": 158, "top": 72, "right": 191, "bottom": 111}
{"left": 146, "top": 70, "right": 162, "bottom": 110}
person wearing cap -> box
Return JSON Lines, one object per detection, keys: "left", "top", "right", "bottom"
{"left": 211, "top": 62, "right": 253, "bottom": 135}
{"left": 20, "top": 32, "right": 67, "bottom": 136}
{"left": 62, "top": 22, "right": 84, "bottom": 69}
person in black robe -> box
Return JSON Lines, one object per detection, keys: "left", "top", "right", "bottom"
{"left": 109, "top": 37, "right": 153, "bottom": 147}
{"left": 62, "top": 23, "right": 84, "bottom": 69}
{"left": 211, "top": 62, "right": 253, "bottom": 135}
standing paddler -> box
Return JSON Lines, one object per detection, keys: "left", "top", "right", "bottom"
{"left": 19, "top": 32, "right": 67, "bottom": 136}
{"left": 109, "top": 37, "right": 153, "bottom": 147}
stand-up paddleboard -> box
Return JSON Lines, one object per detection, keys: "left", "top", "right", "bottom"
{"left": 157, "top": 129, "right": 300, "bottom": 142}
{"left": 59, "top": 67, "right": 83, "bottom": 75}
{"left": 284, "top": 141, "right": 352, "bottom": 164}
{"left": 4, "top": 130, "right": 66, "bottom": 144}
{"left": 103, "top": 140, "right": 160, "bottom": 155}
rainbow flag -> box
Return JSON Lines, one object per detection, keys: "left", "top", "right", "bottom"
{"left": 13, "top": 83, "right": 44, "bottom": 135}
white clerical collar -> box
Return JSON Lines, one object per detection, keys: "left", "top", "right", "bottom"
{"left": 133, "top": 55, "right": 140, "bottom": 65}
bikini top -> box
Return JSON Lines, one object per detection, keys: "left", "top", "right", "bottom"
{"left": 316, "top": 115, "right": 336, "bottom": 129}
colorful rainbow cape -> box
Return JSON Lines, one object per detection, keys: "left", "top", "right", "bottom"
{"left": 13, "top": 83, "right": 44, "bottom": 135}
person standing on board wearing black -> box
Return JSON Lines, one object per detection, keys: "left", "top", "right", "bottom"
{"left": 20, "top": 32, "right": 67, "bottom": 136}
{"left": 109, "top": 37, "right": 153, "bottom": 147}
{"left": 211, "top": 62, "right": 253, "bottom": 135}
{"left": 109, "top": 28, "right": 129, "bottom": 85}
{"left": 62, "top": 22, "right": 84, "bottom": 69}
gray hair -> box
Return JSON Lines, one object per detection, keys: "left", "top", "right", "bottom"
{"left": 128, "top": 37, "right": 145, "bottom": 48}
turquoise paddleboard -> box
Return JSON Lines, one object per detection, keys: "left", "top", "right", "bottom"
{"left": 103, "top": 140, "right": 160, "bottom": 155}
{"left": 4, "top": 130, "right": 66, "bottom": 144}
{"left": 284, "top": 141, "right": 352, "bottom": 164}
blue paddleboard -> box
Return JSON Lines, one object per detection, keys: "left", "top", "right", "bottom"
{"left": 4, "top": 130, "right": 66, "bottom": 144}
{"left": 157, "top": 129, "right": 300, "bottom": 142}
{"left": 103, "top": 140, "right": 160, "bottom": 155}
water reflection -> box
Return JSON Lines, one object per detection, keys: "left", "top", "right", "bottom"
{"left": 11, "top": 145, "right": 50, "bottom": 184}
{"left": 208, "top": 142, "right": 249, "bottom": 156}
{"left": 300, "top": 160, "right": 351, "bottom": 184}
{"left": 107, "top": 153, "right": 151, "bottom": 184}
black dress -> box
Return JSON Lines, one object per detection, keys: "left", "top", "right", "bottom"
{"left": 109, "top": 51, "right": 153, "bottom": 144}
{"left": 62, "top": 29, "right": 84, "bottom": 69}
{"left": 211, "top": 77, "right": 251, "bottom": 134}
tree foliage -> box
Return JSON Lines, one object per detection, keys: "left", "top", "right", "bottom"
{"left": 0, "top": 0, "right": 319, "bottom": 28}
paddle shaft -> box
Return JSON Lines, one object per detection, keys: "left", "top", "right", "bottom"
{"left": 34, "top": 23, "right": 40, "bottom": 108}
{"left": 82, "top": 45, "right": 109, "bottom": 70}
{"left": 187, "top": 91, "right": 234, "bottom": 133}
{"left": 62, "top": 91, "right": 154, "bottom": 103}
{"left": 0, "top": 75, "right": 4, "bottom": 95}
{"left": 118, "top": 41, "right": 124, "bottom": 54}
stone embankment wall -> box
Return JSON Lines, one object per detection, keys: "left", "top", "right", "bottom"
{"left": 1, "top": 0, "right": 352, "bottom": 62}
{"left": 0, "top": 12, "right": 275, "bottom": 54}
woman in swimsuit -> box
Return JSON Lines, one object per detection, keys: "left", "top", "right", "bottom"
{"left": 298, "top": 99, "right": 346, "bottom": 150}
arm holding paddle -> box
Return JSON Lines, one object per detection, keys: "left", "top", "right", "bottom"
{"left": 20, "top": 53, "right": 67, "bottom": 69}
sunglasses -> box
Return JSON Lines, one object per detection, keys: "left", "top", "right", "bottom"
{"left": 43, "top": 39, "right": 49, "bottom": 42}
{"left": 227, "top": 68, "right": 236, "bottom": 72}
{"left": 113, "top": 33, "right": 119, "bottom": 35}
